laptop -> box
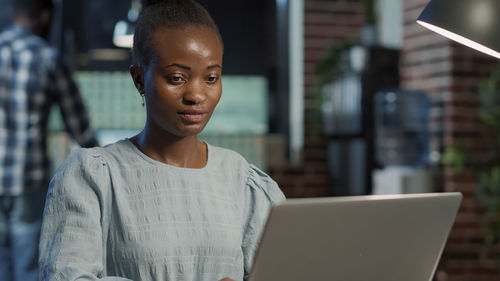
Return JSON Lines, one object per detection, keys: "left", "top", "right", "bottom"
{"left": 248, "top": 192, "right": 462, "bottom": 281}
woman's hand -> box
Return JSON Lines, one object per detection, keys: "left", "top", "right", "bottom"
{"left": 219, "top": 278, "right": 235, "bottom": 281}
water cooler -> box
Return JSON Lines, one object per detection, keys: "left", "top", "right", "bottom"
{"left": 372, "top": 89, "right": 432, "bottom": 194}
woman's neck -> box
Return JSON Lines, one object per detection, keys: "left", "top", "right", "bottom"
{"left": 131, "top": 125, "right": 207, "bottom": 169}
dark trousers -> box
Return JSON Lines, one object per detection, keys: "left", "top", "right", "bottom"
{"left": 0, "top": 188, "right": 46, "bottom": 281}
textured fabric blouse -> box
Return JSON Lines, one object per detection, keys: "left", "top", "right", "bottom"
{"left": 39, "top": 139, "right": 285, "bottom": 281}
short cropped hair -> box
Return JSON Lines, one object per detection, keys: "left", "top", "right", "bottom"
{"left": 133, "top": 0, "right": 223, "bottom": 67}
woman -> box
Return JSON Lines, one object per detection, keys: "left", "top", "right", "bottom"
{"left": 38, "top": 0, "right": 285, "bottom": 280}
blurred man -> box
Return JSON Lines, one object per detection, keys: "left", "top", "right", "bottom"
{"left": 0, "top": 0, "right": 99, "bottom": 280}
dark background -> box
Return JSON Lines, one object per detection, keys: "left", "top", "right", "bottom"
{"left": 0, "top": 0, "right": 287, "bottom": 134}
{"left": 0, "top": 0, "right": 277, "bottom": 74}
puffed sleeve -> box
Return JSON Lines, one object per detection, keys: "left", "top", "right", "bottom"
{"left": 241, "top": 164, "right": 286, "bottom": 280}
{"left": 39, "top": 148, "right": 131, "bottom": 281}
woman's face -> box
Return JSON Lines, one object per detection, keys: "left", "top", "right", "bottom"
{"left": 134, "top": 26, "right": 223, "bottom": 138}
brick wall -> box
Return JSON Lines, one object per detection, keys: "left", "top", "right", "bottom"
{"left": 268, "top": 0, "right": 365, "bottom": 198}
{"left": 272, "top": 0, "right": 500, "bottom": 279}
{"left": 402, "top": 0, "right": 499, "bottom": 280}
{"left": 268, "top": 0, "right": 500, "bottom": 279}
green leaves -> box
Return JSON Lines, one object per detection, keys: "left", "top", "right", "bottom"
{"left": 361, "top": 0, "right": 377, "bottom": 25}
{"left": 442, "top": 144, "right": 466, "bottom": 174}
{"left": 314, "top": 41, "right": 355, "bottom": 90}
{"left": 443, "top": 63, "right": 500, "bottom": 245}
{"left": 478, "top": 66, "right": 500, "bottom": 131}
{"left": 478, "top": 166, "right": 500, "bottom": 210}
{"left": 310, "top": 40, "right": 356, "bottom": 138}
{"left": 477, "top": 166, "right": 500, "bottom": 245}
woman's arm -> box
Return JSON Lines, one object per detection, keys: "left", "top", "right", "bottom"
{"left": 242, "top": 165, "right": 286, "bottom": 280}
{"left": 39, "top": 149, "right": 130, "bottom": 281}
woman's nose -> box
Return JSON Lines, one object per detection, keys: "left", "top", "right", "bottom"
{"left": 183, "top": 80, "right": 207, "bottom": 104}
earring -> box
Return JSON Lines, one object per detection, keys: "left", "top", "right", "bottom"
{"left": 139, "top": 89, "right": 145, "bottom": 107}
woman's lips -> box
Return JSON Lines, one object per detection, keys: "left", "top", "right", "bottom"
{"left": 178, "top": 110, "right": 207, "bottom": 123}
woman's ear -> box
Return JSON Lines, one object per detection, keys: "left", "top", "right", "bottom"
{"left": 129, "top": 64, "right": 144, "bottom": 92}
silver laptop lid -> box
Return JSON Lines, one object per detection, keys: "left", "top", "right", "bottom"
{"left": 249, "top": 192, "right": 462, "bottom": 281}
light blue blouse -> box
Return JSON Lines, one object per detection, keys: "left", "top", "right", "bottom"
{"left": 39, "top": 139, "right": 285, "bottom": 281}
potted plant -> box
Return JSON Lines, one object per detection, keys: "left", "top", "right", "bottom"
{"left": 442, "top": 64, "right": 500, "bottom": 244}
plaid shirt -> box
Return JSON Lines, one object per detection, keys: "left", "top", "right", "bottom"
{"left": 0, "top": 25, "right": 98, "bottom": 196}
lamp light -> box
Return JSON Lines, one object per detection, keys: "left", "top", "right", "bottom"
{"left": 416, "top": 0, "right": 500, "bottom": 59}
{"left": 113, "top": 20, "right": 135, "bottom": 48}
{"left": 112, "top": 0, "right": 141, "bottom": 48}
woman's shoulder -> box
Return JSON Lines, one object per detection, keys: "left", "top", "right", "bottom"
{"left": 54, "top": 139, "right": 132, "bottom": 174}
{"left": 52, "top": 147, "right": 105, "bottom": 178}
{"left": 207, "top": 143, "right": 253, "bottom": 176}
{"left": 245, "top": 163, "right": 286, "bottom": 204}
{"left": 207, "top": 144, "right": 286, "bottom": 203}
{"left": 99, "top": 138, "right": 137, "bottom": 162}
{"left": 208, "top": 143, "right": 249, "bottom": 166}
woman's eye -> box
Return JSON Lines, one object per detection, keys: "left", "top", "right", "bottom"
{"left": 206, "top": 75, "right": 219, "bottom": 83}
{"left": 167, "top": 75, "right": 184, "bottom": 84}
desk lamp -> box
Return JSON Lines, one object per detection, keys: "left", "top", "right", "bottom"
{"left": 417, "top": 0, "right": 500, "bottom": 59}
